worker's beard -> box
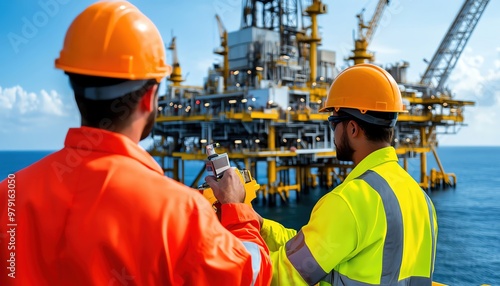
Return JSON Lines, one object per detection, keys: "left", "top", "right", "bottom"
{"left": 140, "top": 106, "right": 156, "bottom": 141}
{"left": 335, "top": 126, "right": 355, "bottom": 162}
{"left": 140, "top": 89, "right": 158, "bottom": 141}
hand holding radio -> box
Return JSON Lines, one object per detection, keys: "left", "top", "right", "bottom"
{"left": 205, "top": 167, "right": 245, "bottom": 204}
{"left": 198, "top": 144, "right": 259, "bottom": 212}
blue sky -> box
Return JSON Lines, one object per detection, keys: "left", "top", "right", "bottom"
{"left": 1, "top": 0, "right": 499, "bottom": 150}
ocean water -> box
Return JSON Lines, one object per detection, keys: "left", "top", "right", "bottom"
{"left": 1, "top": 147, "right": 499, "bottom": 285}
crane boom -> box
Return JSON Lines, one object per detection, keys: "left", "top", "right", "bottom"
{"left": 214, "top": 14, "right": 229, "bottom": 92}
{"left": 349, "top": 0, "right": 389, "bottom": 65}
{"left": 364, "top": 0, "right": 389, "bottom": 44}
{"left": 215, "top": 14, "right": 226, "bottom": 39}
{"left": 420, "top": 0, "right": 490, "bottom": 92}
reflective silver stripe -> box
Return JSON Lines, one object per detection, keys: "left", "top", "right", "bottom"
{"left": 422, "top": 191, "right": 436, "bottom": 278}
{"left": 242, "top": 241, "right": 262, "bottom": 286}
{"left": 326, "top": 271, "right": 432, "bottom": 285}
{"left": 358, "top": 170, "right": 404, "bottom": 284}
{"left": 285, "top": 230, "right": 327, "bottom": 285}
{"left": 83, "top": 80, "right": 149, "bottom": 100}
{"left": 320, "top": 171, "right": 433, "bottom": 286}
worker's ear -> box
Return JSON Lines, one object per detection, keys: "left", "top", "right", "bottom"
{"left": 348, "top": 120, "right": 360, "bottom": 137}
{"left": 140, "top": 84, "right": 158, "bottom": 113}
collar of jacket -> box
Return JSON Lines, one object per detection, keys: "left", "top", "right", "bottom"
{"left": 64, "top": 126, "right": 164, "bottom": 175}
{"left": 343, "top": 146, "right": 399, "bottom": 183}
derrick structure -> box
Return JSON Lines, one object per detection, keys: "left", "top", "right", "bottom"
{"left": 149, "top": 0, "right": 484, "bottom": 206}
{"left": 151, "top": 0, "right": 336, "bottom": 205}
{"left": 419, "top": 0, "right": 490, "bottom": 92}
{"left": 387, "top": 0, "right": 488, "bottom": 190}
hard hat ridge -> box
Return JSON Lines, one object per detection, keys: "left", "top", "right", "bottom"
{"left": 55, "top": 0, "right": 171, "bottom": 83}
{"left": 319, "top": 64, "right": 406, "bottom": 120}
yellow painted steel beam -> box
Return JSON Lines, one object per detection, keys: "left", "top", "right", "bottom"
{"left": 431, "top": 145, "right": 451, "bottom": 186}
{"left": 156, "top": 115, "right": 183, "bottom": 122}
{"left": 395, "top": 146, "right": 431, "bottom": 155}
{"left": 398, "top": 113, "right": 466, "bottom": 123}
{"left": 398, "top": 113, "right": 433, "bottom": 122}
{"left": 291, "top": 113, "right": 329, "bottom": 121}
{"left": 149, "top": 149, "right": 168, "bottom": 157}
{"left": 172, "top": 152, "right": 207, "bottom": 161}
{"left": 276, "top": 184, "right": 300, "bottom": 193}
{"left": 434, "top": 115, "right": 465, "bottom": 122}
{"left": 420, "top": 126, "right": 429, "bottom": 190}
{"left": 223, "top": 111, "right": 280, "bottom": 121}
{"left": 170, "top": 149, "right": 302, "bottom": 161}
{"left": 402, "top": 96, "right": 475, "bottom": 106}
{"left": 308, "top": 113, "right": 330, "bottom": 121}
{"left": 313, "top": 151, "right": 337, "bottom": 158}
{"left": 268, "top": 125, "right": 277, "bottom": 195}
{"left": 156, "top": 114, "right": 212, "bottom": 122}
{"left": 249, "top": 110, "right": 280, "bottom": 120}
{"left": 432, "top": 282, "right": 448, "bottom": 286}
{"left": 173, "top": 159, "right": 179, "bottom": 182}
{"left": 224, "top": 111, "right": 243, "bottom": 120}
{"left": 308, "top": 172, "right": 318, "bottom": 188}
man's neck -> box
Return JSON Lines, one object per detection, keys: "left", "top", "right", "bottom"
{"left": 352, "top": 142, "right": 390, "bottom": 166}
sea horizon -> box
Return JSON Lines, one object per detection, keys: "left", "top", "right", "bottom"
{"left": 1, "top": 147, "right": 499, "bottom": 284}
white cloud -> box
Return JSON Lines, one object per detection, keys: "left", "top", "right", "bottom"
{"left": 439, "top": 49, "right": 500, "bottom": 146}
{"left": 40, "top": 90, "right": 66, "bottom": 116}
{"left": 0, "top": 85, "right": 68, "bottom": 117}
{"left": 0, "top": 85, "right": 79, "bottom": 150}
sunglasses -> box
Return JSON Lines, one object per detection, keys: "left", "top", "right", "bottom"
{"left": 328, "top": 115, "right": 352, "bottom": 131}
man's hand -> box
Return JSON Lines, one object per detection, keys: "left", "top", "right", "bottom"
{"left": 205, "top": 167, "right": 246, "bottom": 204}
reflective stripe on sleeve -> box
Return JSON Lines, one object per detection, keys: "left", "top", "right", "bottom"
{"left": 358, "top": 170, "right": 404, "bottom": 284}
{"left": 422, "top": 191, "right": 436, "bottom": 278}
{"left": 324, "top": 271, "right": 432, "bottom": 285}
{"left": 242, "top": 241, "right": 262, "bottom": 286}
{"left": 285, "top": 230, "right": 327, "bottom": 285}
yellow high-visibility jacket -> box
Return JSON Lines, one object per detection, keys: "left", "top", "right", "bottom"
{"left": 261, "top": 146, "right": 438, "bottom": 285}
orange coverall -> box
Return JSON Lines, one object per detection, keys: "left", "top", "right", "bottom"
{"left": 0, "top": 127, "right": 271, "bottom": 285}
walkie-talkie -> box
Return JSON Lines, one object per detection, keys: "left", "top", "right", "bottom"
{"left": 198, "top": 144, "right": 260, "bottom": 212}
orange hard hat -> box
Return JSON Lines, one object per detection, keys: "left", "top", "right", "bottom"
{"left": 319, "top": 64, "right": 405, "bottom": 113}
{"left": 55, "top": 1, "right": 171, "bottom": 83}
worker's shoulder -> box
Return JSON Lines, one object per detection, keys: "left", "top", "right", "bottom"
{"left": 107, "top": 156, "right": 207, "bottom": 204}
{"left": 110, "top": 159, "right": 197, "bottom": 193}
{"left": 5, "top": 150, "right": 62, "bottom": 179}
{"left": 329, "top": 173, "right": 382, "bottom": 203}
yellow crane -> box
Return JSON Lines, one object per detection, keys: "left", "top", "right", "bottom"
{"left": 296, "top": 0, "right": 327, "bottom": 86}
{"left": 214, "top": 14, "right": 229, "bottom": 92}
{"left": 348, "top": 0, "right": 389, "bottom": 65}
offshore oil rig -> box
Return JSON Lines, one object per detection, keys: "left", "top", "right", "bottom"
{"left": 149, "top": 0, "right": 488, "bottom": 204}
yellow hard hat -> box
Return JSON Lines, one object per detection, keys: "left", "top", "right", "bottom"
{"left": 55, "top": 1, "right": 171, "bottom": 83}
{"left": 319, "top": 64, "right": 405, "bottom": 113}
